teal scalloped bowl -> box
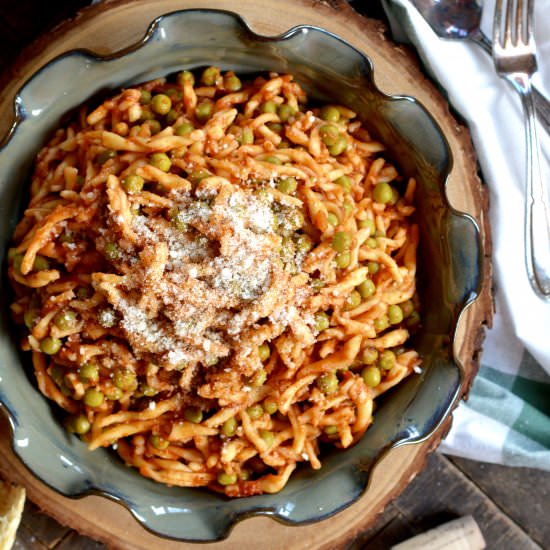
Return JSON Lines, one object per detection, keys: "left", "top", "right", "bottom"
{"left": 0, "top": 9, "right": 481, "bottom": 542}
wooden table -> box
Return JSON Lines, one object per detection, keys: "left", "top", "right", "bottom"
{"left": 1, "top": 1, "right": 548, "bottom": 549}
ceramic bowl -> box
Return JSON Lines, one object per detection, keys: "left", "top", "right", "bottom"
{"left": 0, "top": 9, "right": 481, "bottom": 542}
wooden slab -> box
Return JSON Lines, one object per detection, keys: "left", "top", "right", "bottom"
{"left": 0, "top": 0, "right": 493, "bottom": 548}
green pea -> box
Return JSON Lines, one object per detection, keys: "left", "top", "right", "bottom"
{"left": 146, "top": 118, "right": 162, "bottom": 134}
{"left": 40, "top": 336, "right": 62, "bottom": 355}
{"left": 358, "top": 218, "right": 376, "bottom": 233}
{"left": 374, "top": 315, "right": 389, "bottom": 332}
{"left": 151, "top": 94, "right": 172, "bottom": 115}
{"left": 72, "top": 414, "right": 91, "bottom": 435}
{"left": 217, "top": 471, "right": 237, "bottom": 486}
{"left": 361, "top": 366, "right": 381, "bottom": 388}
{"left": 50, "top": 365, "right": 64, "bottom": 386}
{"left": 343, "top": 201, "right": 353, "bottom": 218}
{"left": 278, "top": 139, "right": 290, "bottom": 149}
{"left": 150, "top": 434, "right": 170, "bottom": 450}
{"left": 372, "top": 182, "right": 393, "bottom": 204}
{"left": 320, "top": 105, "right": 340, "bottom": 122}
{"left": 11, "top": 254, "right": 23, "bottom": 273}
{"left": 113, "top": 369, "right": 137, "bottom": 391}
{"left": 24, "top": 308, "right": 38, "bottom": 329}
{"left": 277, "top": 177, "right": 297, "bottom": 194}
{"left": 335, "top": 175, "right": 352, "bottom": 193}
{"left": 76, "top": 286, "right": 93, "bottom": 300}
{"left": 319, "top": 124, "right": 339, "bottom": 147}
{"left": 54, "top": 310, "right": 77, "bottom": 331}
{"left": 324, "top": 425, "right": 338, "bottom": 435}
{"left": 246, "top": 404, "right": 264, "bottom": 420}
{"left": 140, "top": 90, "right": 152, "bottom": 105}
{"left": 362, "top": 347, "right": 379, "bottom": 365}
{"left": 331, "top": 231, "right": 352, "bottom": 252}
{"left": 201, "top": 66, "right": 220, "bottom": 86}
{"left": 407, "top": 310, "right": 421, "bottom": 327}
{"left": 310, "top": 278, "right": 325, "bottom": 293}
{"left": 335, "top": 251, "right": 351, "bottom": 269}
{"left": 123, "top": 174, "right": 144, "bottom": 194}
{"left": 344, "top": 290, "right": 362, "bottom": 311}
{"left": 317, "top": 372, "right": 338, "bottom": 395}
{"left": 328, "top": 136, "right": 348, "bottom": 156}
{"left": 388, "top": 304, "right": 404, "bottom": 325}
{"left": 239, "top": 127, "right": 254, "bottom": 145}
{"left": 150, "top": 153, "right": 171, "bottom": 172}
{"left": 175, "top": 121, "right": 194, "bottom": 136}
{"left": 183, "top": 407, "right": 203, "bottom": 424}
{"left": 177, "top": 70, "right": 195, "bottom": 86}
{"left": 357, "top": 279, "right": 376, "bottom": 299}
{"left": 79, "top": 362, "right": 99, "bottom": 383}
{"left": 314, "top": 311, "right": 330, "bottom": 332}
{"left": 263, "top": 398, "right": 278, "bottom": 415}
{"left": 259, "top": 429, "right": 274, "bottom": 449}
{"left": 239, "top": 470, "right": 250, "bottom": 481}
{"left": 378, "top": 350, "right": 396, "bottom": 370}
{"left": 260, "top": 101, "right": 277, "bottom": 114}
{"left": 33, "top": 255, "right": 50, "bottom": 271}
{"left": 249, "top": 368, "right": 267, "bottom": 387}
{"left": 98, "top": 150, "right": 116, "bottom": 165}
{"left": 267, "top": 122, "right": 283, "bottom": 134}
{"left": 224, "top": 74, "right": 242, "bottom": 92}
{"left": 221, "top": 417, "right": 237, "bottom": 437}
{"left": 171, "top": 210, "right": 187, "bottom": 232}
{"left": 205, "top": 354, "right": 219, "bottom": 367}
{"left": 164, "top": 87, "right": 180, "bottom": 99}
{"left": 401, "top": 300, "right": 415, "bottom": 318}
{"left": 139, "top": 106, "right": 155, "bottom": 121}
{"left": 277, "top": 104, "right": 294, "bottom": 122}
{"left": 327, "top": 212, "right": 339, "bottom": 226}
{"left": 264, "top": 155, "right": 282, "bottom": 165}
{"left": 189, "top": 170, "right": 211, "bottom": 184}
{"left": 368, "top": 261, "right": 380, "bottom": 275}
{"left": 258, "top": 343, "right": 271, "bottom": 362}
{"left": 295, "top": 234, "right": 314, "bottom": 254}
{"left": 84, "top": 388, "right": 104, "bottom": 408}
{"left": 104, "top": 242, "right": 121, "bottom": 261}
{"left": 141, "top": 385, "right": 157, "bottom": 397}
{"left": 106, "top": 387, "right": 123, "bottom": 401}
{"left": 195, "top": 101, "right": 213, "bottom": 122}
{"left": 366, "top": 237, "right": 378, "bottom": 249}
{"left": 59, "top": 231, "right": 74, "bottom": 244}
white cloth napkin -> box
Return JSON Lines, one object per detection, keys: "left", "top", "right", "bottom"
{"left": 381, "top": 0, "right": 550, "bottom": 469}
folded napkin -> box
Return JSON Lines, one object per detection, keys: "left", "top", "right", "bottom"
{"left": 380, "top": 0, "right": 550, "bottom": 470}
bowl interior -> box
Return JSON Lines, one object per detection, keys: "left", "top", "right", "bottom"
{"left": 0, "top": 9, "right": 480, "bottom": 541}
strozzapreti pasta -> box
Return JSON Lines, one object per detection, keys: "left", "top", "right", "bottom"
{"left": 8, "top": 67, "right": 421, "bottom": 496}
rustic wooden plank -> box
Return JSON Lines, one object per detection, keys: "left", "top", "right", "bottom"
{"left": 391, "top": 453, "right": 542, "bottom": 550}
{"left": 345, "top": 505, "right": 415, "bottom": 549}
{"left": 20, "top": 501, "right": 71, "bottom": 548}
{"left": 53, "top": 532, "right": 107, "bottom": 550}
{"left": 450, "top": 457, "right": 550, "bottom": 548}
{"left": 11, "top": 523, "right": 49, "bottom": 550}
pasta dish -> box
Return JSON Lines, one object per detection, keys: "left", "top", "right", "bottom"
{"left": 8, "top": 67, "right": 421, "bottom": 496}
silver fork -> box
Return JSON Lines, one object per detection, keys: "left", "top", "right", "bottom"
{"left": 493, "top": 0, "right": 550, "bottom": 300}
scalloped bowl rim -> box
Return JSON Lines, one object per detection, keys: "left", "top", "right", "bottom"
{"left": 0, "top": 8, "right": 481, "bottom": 542}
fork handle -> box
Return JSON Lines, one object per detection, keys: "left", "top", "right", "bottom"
{"left": 516, "top": 77, "right": 550, "bottom": 299}
{"left": 474, "top": 32, "right": 550, "bottom": 134}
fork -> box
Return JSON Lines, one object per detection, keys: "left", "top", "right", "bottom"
{"left": 493, "top": 0, "right": 550, "bottom": 300}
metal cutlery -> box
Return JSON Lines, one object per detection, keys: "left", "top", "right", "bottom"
{"left": 409, "top": 0, "right": 550, "bottom": 134}
{"left": 493, "top": 0, "right": 550, "bottom": 299}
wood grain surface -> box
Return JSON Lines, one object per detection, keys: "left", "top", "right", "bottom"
{"left": 0, "top": 0, "right": 493, "bottom": 548}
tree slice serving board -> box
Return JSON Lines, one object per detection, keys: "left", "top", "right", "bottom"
{"left": 0, "top": 1, "right": 493, "bottom": 548}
